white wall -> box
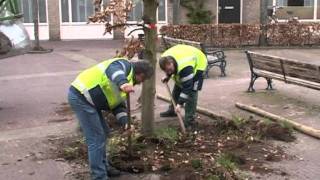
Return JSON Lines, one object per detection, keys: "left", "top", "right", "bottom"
{"left": 60, "top": 24, "right": 113, "bottom": 40}
{"left": 24, "top": 24, "right": 49, "bottom": 40}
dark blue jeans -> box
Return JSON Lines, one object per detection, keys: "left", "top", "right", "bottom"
{"left": 68, "top": 89, "right": 109, "bottom": 180}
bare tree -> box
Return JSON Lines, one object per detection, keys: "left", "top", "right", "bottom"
{"left": 31, "top": 0, "right": 51, "bottom": 52}
{"left": 141, "top": 0, "right": 157, "bottom": 136}
{"left": 89, "top": 0, "right": 158, "bottom": 136}
{"left": 32, "top": 0, "right": 40, "bottom": 50}
{"left": 260, "top": 0, "right": 269, "bottom": 46}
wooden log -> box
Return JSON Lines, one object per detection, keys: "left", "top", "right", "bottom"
{"left": 156, "top": 94, "right": 232, "bottom": 122}
{"left": 235, "top": 102, "right": 320, "bottom": 139}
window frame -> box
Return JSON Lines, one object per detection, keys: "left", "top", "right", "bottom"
{"left": 19, "top": 0, "right": 49, "bottom": 25}
{"left": 126, "top": 0, "right": 168, "bottom": 24}
{"left": 60, "top": 0, "right": 108, "bottom": 25}
{"left": 270, "top": 0, "right": 320, "bottom": 21}
{"left": 60, "top": 0, "right": 167, "bottom": 25}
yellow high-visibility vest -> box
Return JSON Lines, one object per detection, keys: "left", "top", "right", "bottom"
{"left": 71, "top": 58, "right": 133, "bottom": 109}
{"left": 161, "top": 44, "right": 207, "bottom": 85}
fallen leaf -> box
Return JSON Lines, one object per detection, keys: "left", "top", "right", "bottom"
{"left": 152, "top": 166, "right": 158, "bottom": 171}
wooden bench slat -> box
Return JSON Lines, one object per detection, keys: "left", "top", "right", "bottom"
{"left": 251, "top": 54, "right": 281, "bottom": 63}
{"left": 252, "top": 61, "right": 283, "bottom": 75}
{"left": 251, "top": 56, "right": 320, "bottom": 83}
{"left": 256, "top": 70, "right": 320, "bottom": 91}
{"left": 245, "top": 50, "right": 320, "bottom": 92}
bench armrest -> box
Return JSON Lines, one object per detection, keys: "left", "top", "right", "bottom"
{"left": 205, "top": 50, "right": 226, "bottom": 60}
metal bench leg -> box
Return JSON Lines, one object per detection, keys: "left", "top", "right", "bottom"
{"left": 220, "top": 60, "right": 227, "bottom": 77}
{"left": 205, "top": 67, "right": 210, "bottom": 78}
{"left": 266, "top": 78, "right": 273, "bottom": 90}
{"left": 247, "top": 73, "right": 259, "bottom": 92}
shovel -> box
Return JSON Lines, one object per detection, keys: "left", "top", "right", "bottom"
{"left": 165, "top": 83, "right": 186, "bottom": 134}
{"left": 126, "top": 93, "right": 133, "bottom": 157}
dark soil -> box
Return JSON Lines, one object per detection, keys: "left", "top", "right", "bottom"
{"left": 46, "top": 135, "right": 88, "bottom": 165}
{"left": 109, "top": 118, "right": 294, "bottom": 179}
{"left": 47, "top": 115, "right": 295, "bottom": 180}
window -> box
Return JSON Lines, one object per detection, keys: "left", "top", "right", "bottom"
{"left": 61, "top": 0, "right": 166, "bottom": 23}
{"left": 127, "top": 0, "right": 167, "bottom": 22}
{"left": 268, "top": 0, "right": 275, "bottom": 16}
{"left": 61, "top": 0, "right": 69, "bottom": 22}
{"left": 71, "top": 0, "right": 94, "bottom": 22}
{"left": 276, "top": 0, "right": 314, "bottom": 19}
{"left": 18, "top": 0, "right": 47, "bottom": 23}
{"left": 158, "top": 0, "right": 166, "bottom": 21}
{"left": 128, "top": 0, "right": 143, "bottom": 21}
{"left": 61, "top": 0, "right": 106, "bottom": 23}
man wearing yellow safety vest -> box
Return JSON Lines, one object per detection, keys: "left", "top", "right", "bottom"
{"left": 159, "top": 44, "right": 208, "bottom": 130}
{"left": 68, "top": 58, "right": 153, "bottom": 180}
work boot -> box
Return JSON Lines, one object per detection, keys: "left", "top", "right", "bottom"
{"left": 107, "top": 165, "right": 121, "bottom": 177}
{"left": 160, "top": 106, "right": 177, "bottom": 117}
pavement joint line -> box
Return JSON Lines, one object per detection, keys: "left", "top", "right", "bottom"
{"left": 57, "top": 52, "right": 98, "bottom": 67}
{"left": 0, "top": 71, "right": 80, "bottom": 81}
{"left": 0, "top": 122, "right": 77, "bottom": 142}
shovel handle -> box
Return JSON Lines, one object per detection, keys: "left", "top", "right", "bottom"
{"left": 126, "top": 93, "right": 132, "bottom": 156}
{"left": 165, "top": 83, "right": 186, "bottom": 134}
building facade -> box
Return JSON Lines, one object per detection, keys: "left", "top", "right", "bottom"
{"left": 18, "top": 0, "right": 167, "bottom": 40}
{"left": 18, "top": 0, "right": 320, "bottom": 40}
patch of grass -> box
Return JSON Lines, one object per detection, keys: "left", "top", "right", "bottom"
{"left": 262, "top": 118, "right": 273, "bottom": 125}
{"left": 280, "top": 121, "right": 294, "bottom": 133}
{"left": 191, "top": 159, "right": 202, "bottom": 169}
{"left": 231, "top": 116, "right": 247, "bottom": 128}
{"left": 154, "top": 127, "right": 179, "bottom": 144}
{"left": 206, "top": 175, "right": 220, "bottom": 180}
{"left": 217, "top": 153, "right": 238, "bottom": 171}
{"left": 108, "top": 136, "right": 123, "bottom": 156}
{"left": 61, "top": 137, "right": 87, "bottom": 161}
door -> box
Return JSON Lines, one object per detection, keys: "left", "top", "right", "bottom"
{"left": 218, "top": 0, "right": 240, "bottom": 23}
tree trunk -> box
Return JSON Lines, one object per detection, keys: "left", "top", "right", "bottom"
{"left": 172, "top": 0, "right": 180, "bottom": 24}
{"left": 33, "top": 0, "right": 40, "bottom": 50}
{"left": 141, "top": 0, "right": 157, "bottom": 136}
{"left": 259, "top": 0, "right": 268, "bottom": 46}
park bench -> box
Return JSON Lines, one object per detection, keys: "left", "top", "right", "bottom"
{"left": 161, "top": 36, "right": 227, "bottom": 78}
{"left": 245, "top": 50, "right": 320, "bottom": 92}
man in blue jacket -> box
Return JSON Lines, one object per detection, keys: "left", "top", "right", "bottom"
{"left": 68, "top": 58, "right": 153, "bottom": 180}
{"left": 159, "top": 44, "right": 207, "bottom": 130}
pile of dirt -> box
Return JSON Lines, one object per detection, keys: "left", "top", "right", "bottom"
{"left": 107, "top": 117, "right": 294, "bottom": 179}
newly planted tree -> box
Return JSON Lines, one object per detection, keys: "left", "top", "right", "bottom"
{"left": 89, "top": 0, "right": 158, "bottom": 136}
